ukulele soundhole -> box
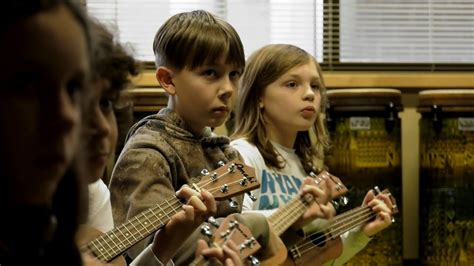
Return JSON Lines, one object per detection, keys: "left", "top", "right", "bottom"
{"left": 309, "top": 232, "right": 326, "bottom": 247}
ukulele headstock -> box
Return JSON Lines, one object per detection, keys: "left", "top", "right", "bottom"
{"left": 201, "top": 216, "right": 261, "bottom": 265}
{"left": 310, "top": 171, "right": 348, "bottom": 200}
{"left": 194, "top": 160, "right": 259, "bottom": 201}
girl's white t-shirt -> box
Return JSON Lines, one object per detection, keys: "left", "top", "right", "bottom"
{"left": 230, "top": 138, "right": 372, "bottom": 266}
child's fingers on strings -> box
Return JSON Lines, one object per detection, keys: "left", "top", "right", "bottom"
{"left": 368, "top": 194, "right": 392, "bottom": 215}
{"left": 200, "top": 189, "right": 217, "bottom": 215}
{"left": 223, "top": 240, "right": 242, "bottom": 266}
{"left": 187, "top": 195, "right": 208, "bottom": 213}
{"left": 370, "top": 200, "right": 391, "bottom": 216}
{"left": 176, "top": 184, "right": 202, "bottom": 200}
{"left": 377, "top": 210, "right": 393, "bottom": 227}
{"left": 321, "top": 202, "right": 336, "bottom": 218}
{"left": 375, "top": 193, "right": 394, "bottom": 213}
{"left": 362, "top": 189, "right": 375, "bottom": 205}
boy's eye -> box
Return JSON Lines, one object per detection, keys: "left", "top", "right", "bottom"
{"left": 286, "top": 81, "right": 298, "bottom": 88}
{"left": 229, "top": 70, "right": 241, "bottom": 79}
{"left": 202, "top": 69, "right": 217, "bottom": 77}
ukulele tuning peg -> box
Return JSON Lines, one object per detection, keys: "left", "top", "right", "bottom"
{"left": 207, "top": 216, "right": 220, "bottom": 228}
{"left": 331, "top": 200, "right": 340, "bottom": 209}
{"left": 229, "top": 220, "right": 239, "bottom": 230}
{"left": 201, "top": 169, "right": 209, "bottom": 176}
{"left": 200, "top": 224, "right": 213, "bottom": 237}
{"left": 220, "top": 184, "right": 229, "bottom": 193}
{"left": 373, "top": 186, "right": 381, "bottom": 196}
{"left": 228, "top": 199, "right": 239, "bottom": 208}
{"left": 217, "top": 160, "right": 225, "bottom": 167}
{"left": 314, "top": 177, "right": 323, "bottom": 186}
{"left": 248, "top": 255, "right": 260, "bottom": 266}
{"left": 221, "top": 230, "right": 231, "bottom": 239}
{"left": 247, "top": 191, "right": 257, "bottom": 201}
{"left": 210, "top": 172, "right": 218, "bottom": 182}
{"left": 242, "top": 237, "right": 256, "bottom": 248}
{"left": 309, "top": 172, "right": 317, "bottom": 178}
{"left": 339, "top": 196, "right": 349, "bottom": 206}
{"left": 228, "top": 163, "right": 236, "bottom": 173}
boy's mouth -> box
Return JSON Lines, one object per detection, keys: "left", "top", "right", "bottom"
{"left": 211, "top": 106, "right": 229, "bottom": 117}
{"left": 212, "top": 106, "right": 229, "bottom": 113}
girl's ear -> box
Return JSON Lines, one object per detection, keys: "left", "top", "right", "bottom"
{"left": 156, "top": 66, "right": 176, "bottom": 95}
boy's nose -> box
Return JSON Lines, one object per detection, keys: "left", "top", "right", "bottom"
{"left": 218, "top": 77, "right": 235, "bottom": 100}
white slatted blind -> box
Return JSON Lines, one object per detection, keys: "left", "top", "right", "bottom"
{"left": 87, "top": 0, "right": 226, "bottom": 61}
{"left": 86, "top": 0, "right": 324, "bottom": 62}
{"left": 87, "top": 0, "right": 473, "bottom": 66}
{"left": 339, "top": 0, "right": 474, "bottom": 63}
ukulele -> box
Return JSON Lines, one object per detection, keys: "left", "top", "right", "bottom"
{"left": 190, "top": 215, "right": 261, "bottom": 266}
{"left": 79, "top": 160, "right": 259, "bottom": 264}
{"left": 261, "top": 171, "right": 348, "bottom": 266}
{"left": 286, "top": 186, "right": 398, "bottom": 266}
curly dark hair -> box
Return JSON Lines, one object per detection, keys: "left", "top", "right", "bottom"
{"left": 90, "top": 19, "right": 140, "bottom": 94}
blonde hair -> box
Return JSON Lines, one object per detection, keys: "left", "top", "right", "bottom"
{"left": 153, "top": 10, "right": 245, "bottom": 70}
{"left": 232, "top": 44, "right": 329, "bottom": 173}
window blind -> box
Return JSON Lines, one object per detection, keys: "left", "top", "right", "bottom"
{"left": 337, "top": 0, "right": 474, "bottom": 63}
{"left": 322, "top": 0, "right": 474, "bottom": 70}
{"left": 86, "top": 0, "right": 324, "bottom": 62}
{"left": 87, "top": 0, "right": 474, "bottom": 70}
{"left": 87, "top": 0, "right": 226, "bottom": 61}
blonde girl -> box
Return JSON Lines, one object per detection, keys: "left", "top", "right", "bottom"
{"left": 231, "top": 44, "right": 393, "bottom": 265}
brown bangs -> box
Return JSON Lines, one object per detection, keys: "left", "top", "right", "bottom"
{"left": 181, "top": 24, "right": 245, "bottom": 69}
{"left": 154, "top": 10, "right": 245, "bottom": 70}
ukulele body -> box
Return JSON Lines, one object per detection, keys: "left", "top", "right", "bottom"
{"left": 260, "top": 236, "right": 288, "bottom": 266}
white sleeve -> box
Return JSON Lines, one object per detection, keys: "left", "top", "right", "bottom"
{"left": 87, "top": 179, "right": 114, "bottom": 232}
{"left": 131, "top": 245, "right": 175, "bottom": 266}
{"left": 242, "top": 208, "right": 277, "bottom": 218}
{"left": 323, "top": 228, "right": 372, "bottom": 266}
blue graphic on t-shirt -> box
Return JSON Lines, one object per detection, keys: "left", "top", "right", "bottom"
{"left": 259, "top": 169, "right": 303, "bottom": 210}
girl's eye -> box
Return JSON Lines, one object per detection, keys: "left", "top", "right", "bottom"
{"left": 311, "top": 84, "right": 321, "bottom": 91}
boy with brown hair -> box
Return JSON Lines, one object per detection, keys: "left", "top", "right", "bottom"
{"left": 109, "top": 9, "right": 254, "bottom": 264}
{"left": 109, "top": 10, "right": 328, "bottom": 265}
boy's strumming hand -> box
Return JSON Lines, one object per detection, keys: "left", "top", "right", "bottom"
{"left": 151, "top": 184, "right": 217, "bottom": 263}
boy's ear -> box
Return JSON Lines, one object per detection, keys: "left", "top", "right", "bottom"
{"left": 156, "top": 66, "right": 176, "bottom": 95}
